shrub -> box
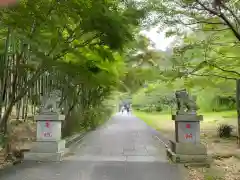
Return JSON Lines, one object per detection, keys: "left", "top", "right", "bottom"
{"left": 204, "top": 175, "right": 224, "bottom": 180}
{"left": 62, "top": 105, "right": 114, "bottom": 138}
{"left": 0, "top": 133, "right": 5, "bottom": 148}
{"left": 155, "top": 105, "right": 162, "bottom": 112}
{"left": 217, "top": 124, "right": 233, "bottom": 138}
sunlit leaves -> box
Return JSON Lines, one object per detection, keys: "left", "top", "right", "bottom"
{"left": 181, "top": 0, "right": 195, "bottom": 4}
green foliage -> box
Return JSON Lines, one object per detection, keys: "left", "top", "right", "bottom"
{"left": 0, "top": 133, "right": 5, "bottom": 148}
{"left": 0, "top": 0, "right": 151, "bottom": 139}
{"left": 132, "top": 13, "right": 239, "bottom": 113}
{"left": 204, "top": 175, "right": 224, "bottom": 180}
{"left": 195, "top": 87, "right": 236, "bottom": 112}
{"left": 217, "top": 124, "right": 233, "bottom": 138}
{"left": 120, "top": 67, "right": 160, "bottom": 93}
{"left": 120, "top": 33, "right": 170, "bottom": 94}
{"left": 66, "top": 104, "right": 114, "bottom": 136}
{"left": 147, "top": 0, "right": 240, "bottom": 40}
{"left": 0, "top": 132, "right": 8, "bottom": 149}
{"left": 136, "top": 1, "right": 240, "bottom": 114}
{"left": 132, "top": 82, "right": 176, "bottom": 112}
{"left": 132, "top": 78, "right": 236, "bottom": 113}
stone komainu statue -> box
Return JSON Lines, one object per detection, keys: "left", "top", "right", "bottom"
{"left": 39, "top": 90, "right": 61, "bottom": 114}
{"left": 175, "top": 89, "right": 198, "bottom": 115}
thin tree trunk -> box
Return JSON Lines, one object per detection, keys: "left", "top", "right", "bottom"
{"left": 16, "top": 100, "right": 21, "bottom": 121}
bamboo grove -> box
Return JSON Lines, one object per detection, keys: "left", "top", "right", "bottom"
{"left": 0, "top": 0, "right": 146, "bottom": 143}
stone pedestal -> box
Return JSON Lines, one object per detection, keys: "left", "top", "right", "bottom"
{"left": 167, "top": 113, "right": 210, "bottom": 165}
{"left": 24, "top": 114, "right": 67, "bottom": 161}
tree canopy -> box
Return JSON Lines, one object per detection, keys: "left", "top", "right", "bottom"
{"left": 130, "top": 0, "right": 240, "bottom": 113}
{"left": 0, "top": 0, "right": 150, "bottom": 145}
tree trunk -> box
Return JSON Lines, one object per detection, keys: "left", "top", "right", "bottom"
{"left": 0, "top": 99, "right": 15, "bottom": 134}
{"left": 236, "top": 79, "right": 240, "bottom": 146}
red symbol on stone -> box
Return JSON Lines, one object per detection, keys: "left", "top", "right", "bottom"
{"left": 185, "top": 133, "right": 192, "bottom": 139}
{"left": 0, "top": 0, "right": 17, "bottom": 6}
{"left": 186, "top": 124, "right": 191, "bottom": 129}
{"left": 45, "top": 121, "right": 50, "bottom": 128}
{"left": 43, "top": 132, "right": 52, "bottom": 137}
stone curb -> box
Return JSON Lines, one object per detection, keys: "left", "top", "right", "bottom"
{"left": 154, "top": 134, "right": 169, "bottom": 148}
{"left": 145, "top": 125, "right": 170, "bottom": 149}
{"left": 64, "top": 131, "right": 87, "bottom": 149}
{"left": 134, "top": 115, "right": 170, "bottom": 149}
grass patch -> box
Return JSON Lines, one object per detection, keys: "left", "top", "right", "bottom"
{"left": 134, "top": 111, "right": 175, "bottom": 140}
{"left": 134, "top": 111, "right": 170, "bottom": 127}
{"left": 135, "top": 110, "right": 237, "bottom": 122}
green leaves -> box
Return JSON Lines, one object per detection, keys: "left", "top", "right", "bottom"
{"left": 181, "top": 0, "right": 195, "bottom": 4}
{"left": 147, "top": 0, "right": 240, "bottom": 41}
{"left": 0, "top": 0, "right": 150, "bottom": 113}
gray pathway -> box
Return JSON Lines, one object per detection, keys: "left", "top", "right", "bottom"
{"left": 0, "top": 114, "right": 184, "bottom": 180}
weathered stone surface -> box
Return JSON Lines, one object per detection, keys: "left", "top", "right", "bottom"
{"left": 170, "top": 141, "right": 207, "bottom": 155}
{"left": 36, "top": 121, "right": 62, "bottom": 141}
{"left": 167, "top": 148, "right": 210, "bottom": 164}
{"left": 30, "top": 140, "right": 66, "bottom": 153}
{"left": 169, "top": 89, "right": 209, "bottom": 165}
{"left": 172, "top": 114, "right": 203, "bottom": 121}
{"left": 35, "top": 114, "right": 65, "bottom": 121}
{"left": 24, "top": 92, "right": 66, "bottom": 162}
{"left": 176, "top": 121, "right": 200, "bottom": 143}
{"left": 175, "top": 89, "right": 198, "bottom": 115}
{"left": 24, "top": 151, "right": 66, "bottom": 161}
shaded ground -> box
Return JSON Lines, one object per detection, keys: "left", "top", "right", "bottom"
{"left": 0, "top": 118, "right": 36, "bottom": 169}
{"left": 0, "top": 113, "right": 185, "bottom": 180}
{"left": 136, "top": 111, "right": 240, "bottom": 180}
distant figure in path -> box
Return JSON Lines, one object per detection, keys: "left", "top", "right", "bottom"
{"left": 121, "top": 106, "right": 125, "bottom": 114}
{"left": 123, "top": 104, "right": 130, "bottom": 115}
{"left": 126, "top": 105, "right": 130, "bottom": 115}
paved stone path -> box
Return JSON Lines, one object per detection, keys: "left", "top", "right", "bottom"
{"left": 0, "top": 114, "right": 185, "bottom": 180}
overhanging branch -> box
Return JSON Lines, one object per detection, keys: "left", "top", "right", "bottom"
{"left": 196, "top": 0, "right": 240, "bottom": 41}
{"left": 190, "top": 72, "right": 237, "bottom": 80}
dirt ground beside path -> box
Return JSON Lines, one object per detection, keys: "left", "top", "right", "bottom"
{"left": 0, "top": 118, "right": 36, "bottom": 169}
{"left": 135, "top": 111, "right": 240, "bottom": 180}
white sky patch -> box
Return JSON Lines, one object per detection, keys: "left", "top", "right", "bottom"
{"left": 141, "top": 27, "right": 175, "bottom": 51}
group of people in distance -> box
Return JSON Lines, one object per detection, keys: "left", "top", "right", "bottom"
{"left": 120, "top": 104, "right": 131, "bottom": 115}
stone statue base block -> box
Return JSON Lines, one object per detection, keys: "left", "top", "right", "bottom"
{"left": 172, "top": 114, "right": 203, "bottom": 121}
{"left": 24, "top": 140, "right": 68, "bottom": 161}
{"left": 167, "top": 141, "right": 211, "bottom": 166}
{"left": 31, "top": 140, "right": 66, "bottom": 153}
{"left": 24, "top": 151, "right": 66, "bottom": 161}
{"left": 169, "top": 140, "right": 207, "bottom": 155}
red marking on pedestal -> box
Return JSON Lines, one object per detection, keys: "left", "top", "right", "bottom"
{"left": 0, "top": 0, "right": 17, "bottom": 6}
{"left": 45, "top": 121, "right": 50, "bottom": 128}
{"left": 185, "top": 133, "right": 192, "bottom": 139}
{"left": 186, "top": 123, "right": 191, "bottom": 129}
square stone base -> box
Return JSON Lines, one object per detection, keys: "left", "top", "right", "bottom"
{"left": 172, "top": 114, "right": 203, "bottom": 121}
{"left": 24, "top": 151, "right": 67, "bottom": 161}
{"left": 167, "top": 141, "right": 211, "bottom": 166}
{"left": 170, "top": 140, "right": 207, "bottom": 155}
{"left": 31, "top": 140, "right": 66, "bottom": 153}
{"left": 24, "top": 140, "right": 68, "bottom": 161}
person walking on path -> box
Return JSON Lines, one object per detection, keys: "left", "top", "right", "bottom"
{"left": 121, "top": 106, "right": 125, "bottom": 114}
{"left": 126, "top": 105, "right": 130, "bottom": 115}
